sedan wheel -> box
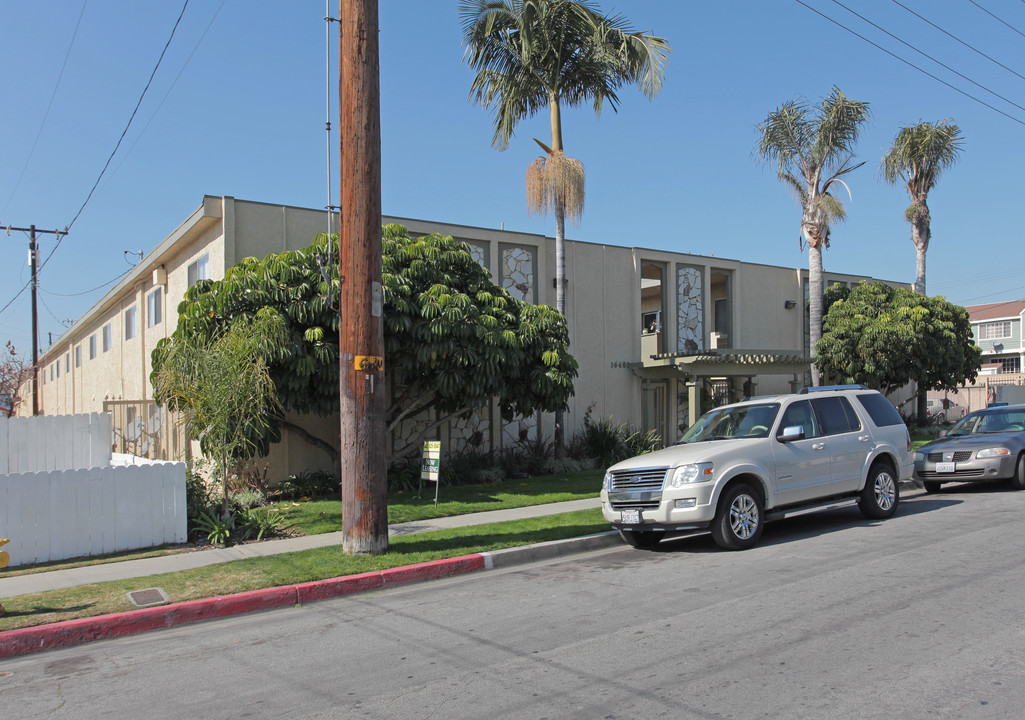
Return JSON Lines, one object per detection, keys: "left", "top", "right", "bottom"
{"left": 1011, "top": 455, "right": 1025, "bottom": 491}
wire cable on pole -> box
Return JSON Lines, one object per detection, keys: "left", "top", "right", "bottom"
{"left": 795, "top": 0, "right": 1025, "bottom": 127}
{"left": 831, "top": 0, "right": 1025, "bottom": 115}
{"left": 65, "top": 0, "right": 190, "bottom": 233}
{"left": 892, "top": 0, "right": 1025, "bottom": 84}
{"left": 1, "top": 0, "right": 89, "bottom": 217}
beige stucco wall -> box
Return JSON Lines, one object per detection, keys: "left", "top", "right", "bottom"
{"left": 26, "top": 197, "right": 908, "bottom": 480}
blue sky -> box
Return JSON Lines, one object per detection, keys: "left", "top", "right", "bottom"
{"left": 2, "top": 0, "right": 1023, "bottom": 354}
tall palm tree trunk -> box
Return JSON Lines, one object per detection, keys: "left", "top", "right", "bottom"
{"left": 912, "top": 198, "right": 931, "bottom": 295}
{"left": 808, "top": 245, "right": 824, "bottom": 387}
{"left": 912, "top": 197, "right": 931, "bottom": 422}
{"left": 551, "top": 95, "right": 567, "bottom": 458}
{"left": 553, "top": 201, "right": 567, "bottom": 457}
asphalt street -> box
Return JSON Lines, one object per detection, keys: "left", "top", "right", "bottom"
{"left": 2, "top": 483, "right": 1024, "bottom": 719}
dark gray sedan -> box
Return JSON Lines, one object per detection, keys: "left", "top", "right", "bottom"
{"left": 914, "top": 404, "right": 1025, "bottom": 493}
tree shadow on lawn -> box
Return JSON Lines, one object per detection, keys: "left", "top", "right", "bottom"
{"left": 1, "top": 602, "right": 96, "bottom": 619}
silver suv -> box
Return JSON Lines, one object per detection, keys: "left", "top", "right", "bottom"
{"left": 601, "top": 386, "right": 913, "bottom": 550}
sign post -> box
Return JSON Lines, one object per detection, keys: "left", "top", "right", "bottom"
{"left": 420, "top": 441, "right": 441, "bottom": 506}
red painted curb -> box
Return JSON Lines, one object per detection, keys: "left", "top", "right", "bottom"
{"left": 0, "top": 554, "right": 488, "bottom": 659}
{"left": 295, "top": 554, "right": 487, "bottom": 604}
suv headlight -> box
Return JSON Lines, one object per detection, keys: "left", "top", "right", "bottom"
{"left": 669, "top": 462, "right": 714, "bottom": 487}
{"left": 602, "top": 471, "right": 613, "bottom": 491}
{"left": 914, "top": 451, "right": 925, "bottom": 462}
{"left": 977, "top": 447, "right": 1011, "bottom": 458}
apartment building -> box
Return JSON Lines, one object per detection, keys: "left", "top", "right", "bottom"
{"left": 27, "top": 196, "right": 906, "bottom": 478}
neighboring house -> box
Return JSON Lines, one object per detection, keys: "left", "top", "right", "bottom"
{"left": 22, "top": 196, "right": 908, "bottom": 479}
{"left": 926, "top": 300, "right": 1025, "bottom": 415}
{"left": 967, "top": 300, "right": 1025, "bottom": 375}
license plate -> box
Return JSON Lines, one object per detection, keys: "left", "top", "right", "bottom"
{"left": 621, "top": 509, "right": 641, "bottom": 524}
{"left": 935, "top": 462, "right": 956, "bottom": 473}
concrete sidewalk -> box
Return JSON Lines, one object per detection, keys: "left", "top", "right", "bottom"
{"left": 0, "top": 497, "right": 603, "bottom": 599}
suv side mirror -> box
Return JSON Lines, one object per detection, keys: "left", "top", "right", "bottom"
{"left": 778, "top": 425, "right": 805, "bottom": 442}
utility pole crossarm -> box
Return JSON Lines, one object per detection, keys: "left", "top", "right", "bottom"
{"left": 0, "top": 224, "right": 67, "bottom": 417}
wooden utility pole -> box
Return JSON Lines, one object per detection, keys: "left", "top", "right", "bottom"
{"left": 338, "top": 0, "right": 387, "bottom": 554}
{"left": 1, "top": 223, "right": 65, "bottom": 415}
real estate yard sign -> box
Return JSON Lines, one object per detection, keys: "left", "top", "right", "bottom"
{"left": 420, "top": 441, "right": 440, "bottom": 506}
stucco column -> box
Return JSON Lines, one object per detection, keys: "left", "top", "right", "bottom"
{"left": 687, "top": 379, "right": 700, "bottom": 427}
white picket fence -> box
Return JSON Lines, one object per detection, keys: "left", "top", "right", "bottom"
{"left": 0, "top": 413, "right": 112, "bottom": 473}
{"left": 0, "top": 413, "right": 187, "bottom": 568}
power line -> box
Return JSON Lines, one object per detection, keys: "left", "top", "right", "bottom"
{"left": 830, "top": 0, "right": 1025, "bottom": 116}
{"left": 892, "top": 0, "right": 1025, "bottom": 85}
{"left": 969, "top": 0, "right": 1025, "bottom": 40}
{"left": 41, "top": 267, "right": 132, "bottom": 297}
{"left": 105, "top": 0, "right": 226, "bottom": 185}
{"left": 65, "top": 0, "right": 190, "bottom": 233}
{"left": 795, "top": 0, "right": 1025, "bottom": 127}
{"left": 1, "top": 0, "right": 89, "bottom": 218}
{"left": 959, "top": 284, "right": 1025, "bottom": 304}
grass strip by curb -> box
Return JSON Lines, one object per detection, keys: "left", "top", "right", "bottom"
{"left": 0, "top": 508, "right": 607, "bottom": 633}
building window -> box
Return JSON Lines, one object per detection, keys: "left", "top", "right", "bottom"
{"left": 187, "top": 254, "right": 210, "bottom": 286}
{"left": 102, "top": 323, "right": 112, "bottom": 352}
{"left": 56, "top": 360, "right": 60, "bottom": 379}
{"left": 89, "top": 334, "right": 97, "bottom": 359}
{"left": 75, "top": 346, "right": 81, "bottom": 368}
{"left": 980, "top": 321, "right": 1011, "bottom": 340}
{"left": 125, "top": 306, "right": 137, "bottom": 340}
{"left": 710, "top": 269, "right": 733, "bottom": 349}
{"left": 999, "top": 357, "right": 1021, "bottom": 373}
{"left": 65, "top": 352, "right": 70, "bottom": 373}
{"left": 147, "top": 288, "right": 162, "bottom": 327}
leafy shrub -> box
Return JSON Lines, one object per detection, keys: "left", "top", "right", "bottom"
{"left": 387, "top": 458, "right": 421, "bottom": 492}
{"left": 236, "top": 508, "right": 286, "bottom": 541}
{"left": 572, "top": 407, "right": 662, "bottom": 468}
{"left": 185, "top": 462, "right": 215, "bottom": 540}
{"left": 194, "top": 507, "right": 234, "bottom": 545}
{"left": 278, "top": 469, "right": 339, "bottom": 499}
{"left": 230, "top": 488, "right": 267, "bottom": 512}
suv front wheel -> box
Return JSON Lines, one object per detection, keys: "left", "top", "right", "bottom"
{"left": 711, "top": 483, "right": 764, "bottom": 550}
{"left": 860, "top": 461, "right": 899, "bottom": 519}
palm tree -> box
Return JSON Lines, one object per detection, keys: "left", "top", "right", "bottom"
{"left": 460, "top": 0, "right": 669, "bottom": 452}
{"left": 757, "top": 87, "right": 870, "bottom": 386}
{"left": 882, "top": 119, "right": 964, "bottom": 295}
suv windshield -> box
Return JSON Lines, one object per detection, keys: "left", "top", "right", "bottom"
{"left": 678, "top": 403, "right": 780, "bottom": 443}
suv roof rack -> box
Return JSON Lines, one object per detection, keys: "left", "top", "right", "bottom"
{"left": 797, "top": 384, "right": 867, "bottom": 394}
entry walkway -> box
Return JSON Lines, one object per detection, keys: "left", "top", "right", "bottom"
{"left": 0, "top": 498, "right": 602, "bottom": 598}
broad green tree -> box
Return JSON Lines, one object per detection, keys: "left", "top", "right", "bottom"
{"left": 815, "top": 282, "right": 981, "bottom": 407}
{"left": 460, "top": 0, "right": 668, "bottom": 452}
{"left": 757, "top": 87, "right": 870, "bottom": 386}
{"left": 152, "top": 226, "right": 577, "bottom": 463}
{"left": 882, "top": 119, "right": 964, "bottom": 296}
{"left": 153, "top": 310, "right": 285, "bottom": 519}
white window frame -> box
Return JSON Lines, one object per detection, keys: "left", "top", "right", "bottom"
{"left": 980, "top": 321, "right": 1012, "bottom": 340}
{"left": 75, "top": 346, "right": 81, "bottom": 368}
{"left": 89, "top": 334, "right": 97, "bottom": 359}
{"left": 102, "top": 323, "right": 112, "bottom": 353}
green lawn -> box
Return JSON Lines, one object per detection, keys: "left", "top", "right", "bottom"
{"left": 0, "top": 508, "right": 609, "bottom": 632}
{"left": 258, "top": 469, "right": 604, "bottom": 535}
